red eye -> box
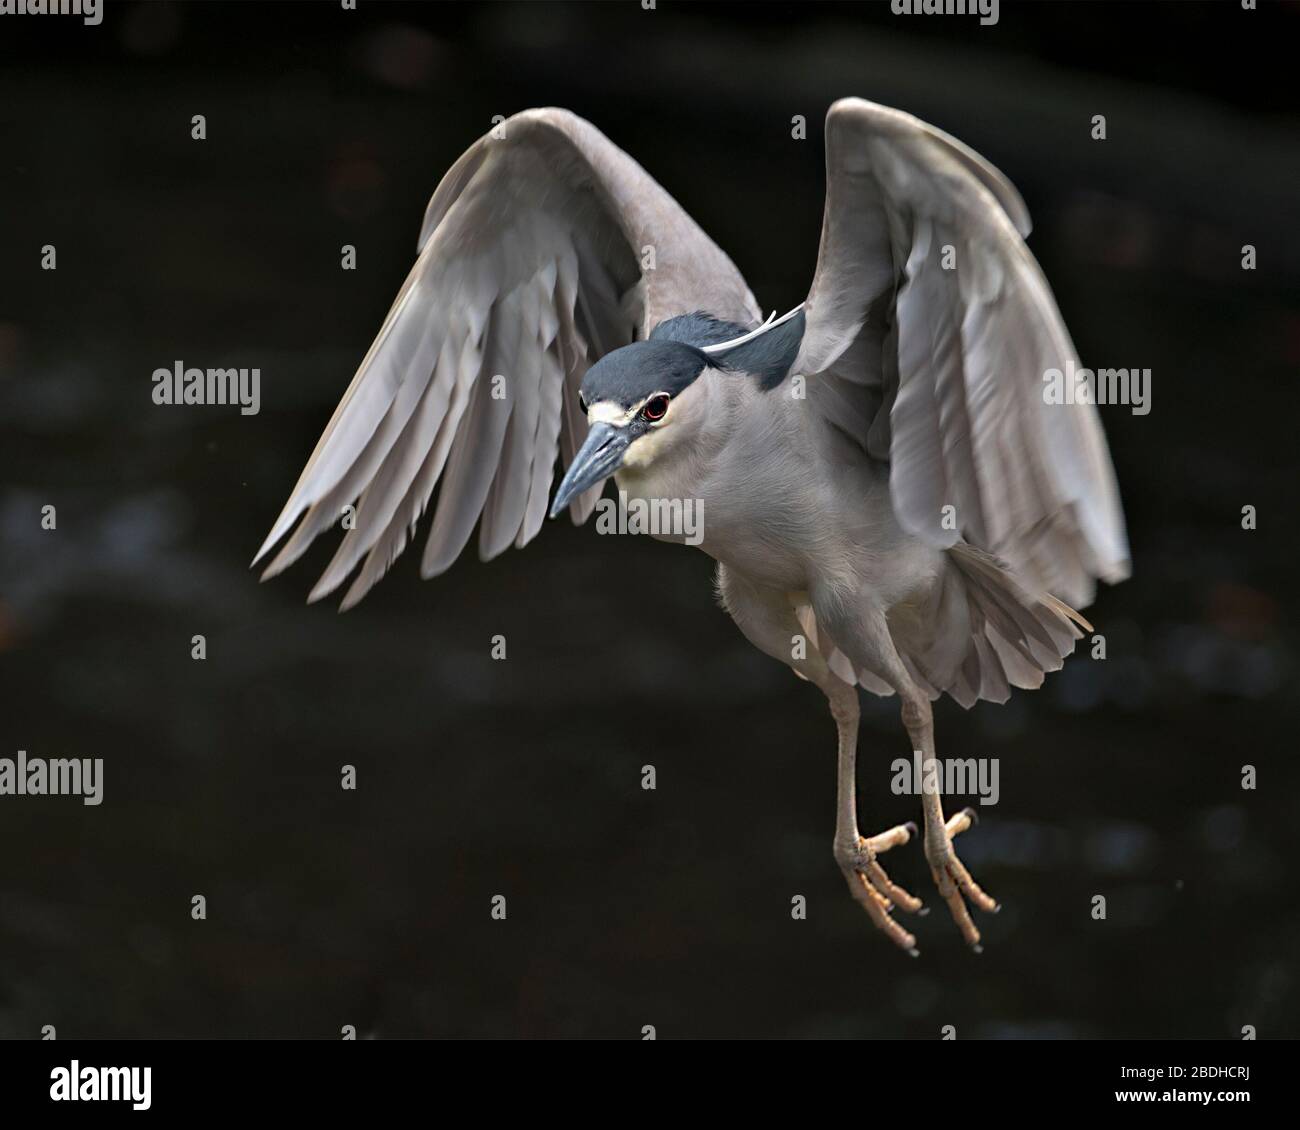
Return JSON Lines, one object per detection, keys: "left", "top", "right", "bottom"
{"left": 642, "top": 393, "right": 670, "bottom": 422}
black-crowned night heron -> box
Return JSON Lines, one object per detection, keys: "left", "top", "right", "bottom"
{"left": 255, "top": 100, "right": 1129, "bottom": 955}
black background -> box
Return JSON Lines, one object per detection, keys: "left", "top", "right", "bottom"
{"left": 1, "top": 0, "right": 1297, "bottom": 1039}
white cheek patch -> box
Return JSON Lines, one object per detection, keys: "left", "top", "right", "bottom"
{"left": 622, "top": 428, "right": 670, "bottom": 470}
{"left": 587, "top": 400, "right": 643, "bottom": 427}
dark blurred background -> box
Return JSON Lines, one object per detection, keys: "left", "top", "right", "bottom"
{"left": 1, "top": 0, "right": 1297, "bottom": 1039}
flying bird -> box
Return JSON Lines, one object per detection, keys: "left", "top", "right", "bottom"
{"left": 254, "top": 100, "right": 1129, "bottom": 955}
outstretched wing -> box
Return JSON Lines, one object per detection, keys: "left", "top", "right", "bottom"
{"left": 255, "top": 108, "right": 760, "bottom": 608}
{"left": 798, "top": 98, "right": 1129, "bottom": 608}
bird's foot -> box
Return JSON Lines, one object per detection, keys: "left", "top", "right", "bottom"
{"left": 924, "top": 807, "right": 999, "bottom": 952}
{"left": 834, "top": 821, "right": 926, "bottom": 956}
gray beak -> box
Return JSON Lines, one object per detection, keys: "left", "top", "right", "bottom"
{"left": 549, "top": 422, "right": 630, "bottom": 518}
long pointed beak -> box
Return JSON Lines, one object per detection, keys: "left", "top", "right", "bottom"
{"left": 550, "top": 422, "right": 630, "bottom": 518}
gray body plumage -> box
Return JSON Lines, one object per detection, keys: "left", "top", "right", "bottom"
{"left": 604, "top": 334, "right": 1075, "bottom": 709}
{"left": 254, "top": 100, "right": 1130, "bottom": 954}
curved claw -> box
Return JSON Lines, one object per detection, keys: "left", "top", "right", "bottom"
{"left": 945, "top": 807, "right": 979, "bottom": 838}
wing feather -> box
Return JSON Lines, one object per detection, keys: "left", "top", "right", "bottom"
{"left": 799, "top": 98, "right": 1128, "bottom": 607}
{"left": 256, "top": 108, "right": 759, "bottom": 604}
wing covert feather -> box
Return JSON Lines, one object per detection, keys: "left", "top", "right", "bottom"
{"left": 256, "top": 108, "right": 758, "bottom": 605}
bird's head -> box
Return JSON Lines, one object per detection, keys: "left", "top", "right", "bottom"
{"left": 549, "top": 340, "right": 707, "bottom": 516}
{"left": 549, "top": 306, "right": 805, "bottom": 517}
